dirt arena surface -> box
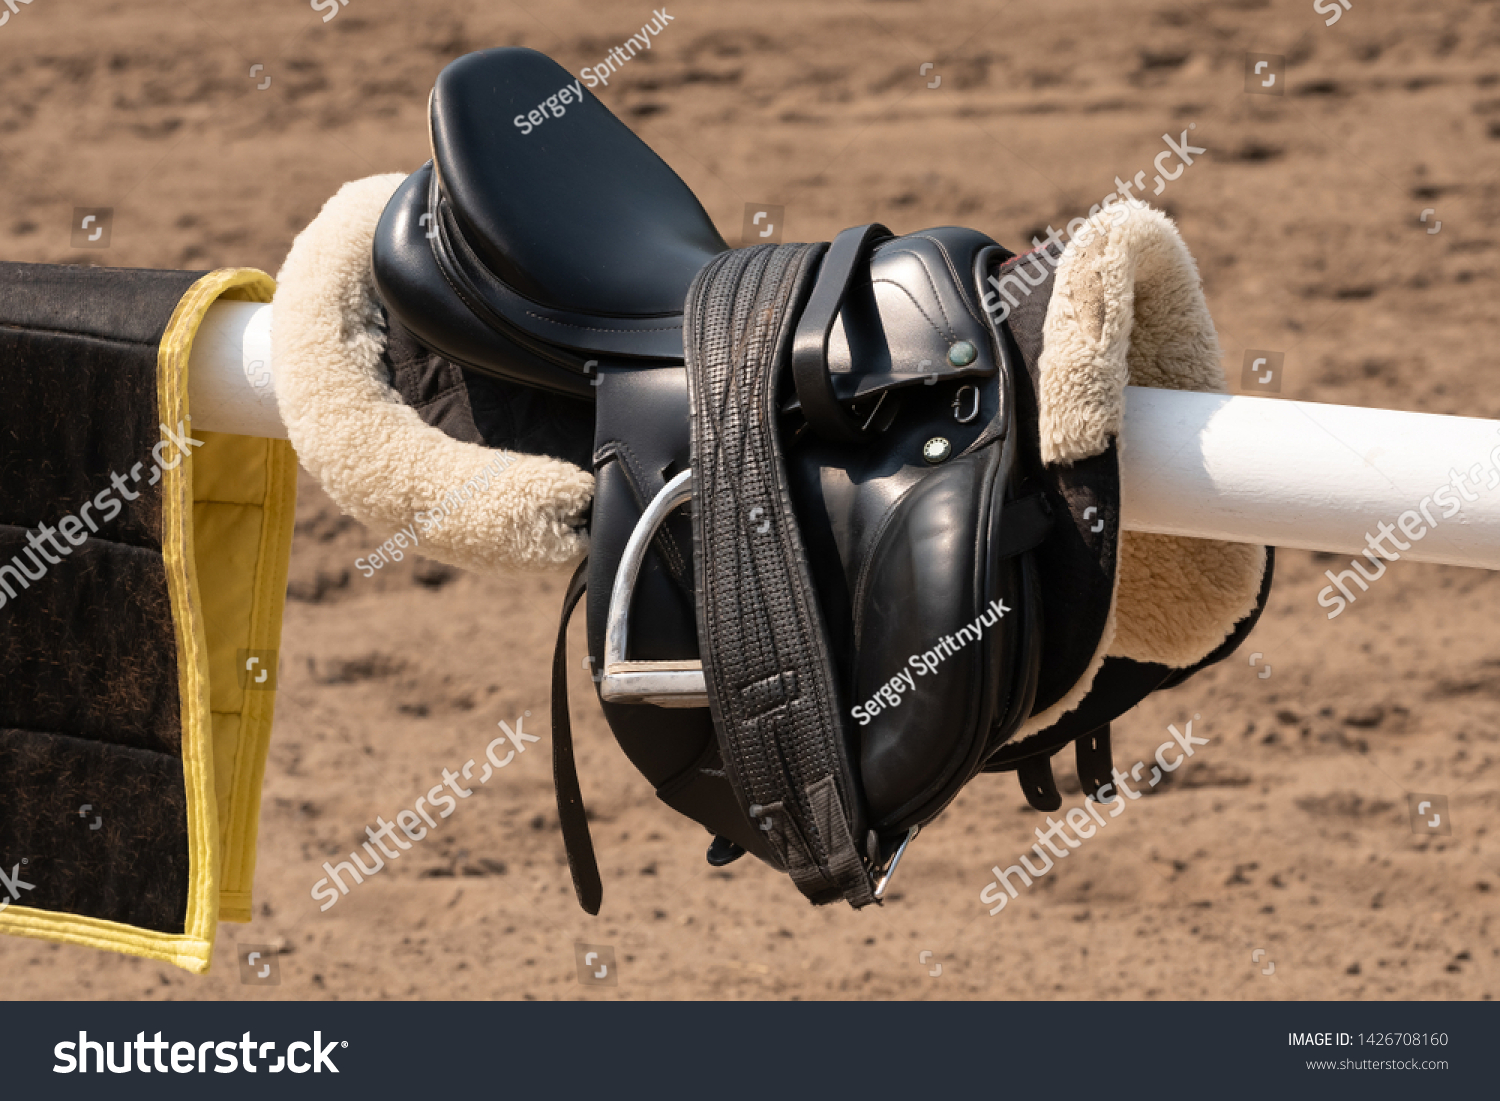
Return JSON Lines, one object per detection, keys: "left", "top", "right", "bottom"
{"left": 1, "top": 0, "right": 1496, "bottom": 1001}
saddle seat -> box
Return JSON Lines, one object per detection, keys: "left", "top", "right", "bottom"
{"left": 373, "top": 48, "right": 727, "bottom": 398}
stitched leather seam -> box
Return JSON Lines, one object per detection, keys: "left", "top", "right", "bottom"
{"left": 409, "top": 380, "right": 470, "bottom": 407}
{"left": 865, "top": 277, "right": 953, "bottom": 345}
{"left": 428, "top": 173, "right": 686, "bottom": 336}
{"left": 523, "top": 312, "right": 683, "bottom": 334}
{"left": 427, "top": 182, "right": 679, "bottom": 377}
{"left": 869, "top": 246, "right": 958, "bottom": 338}
{"left": 905, "top": 233, "right": 988, "bottom": 327}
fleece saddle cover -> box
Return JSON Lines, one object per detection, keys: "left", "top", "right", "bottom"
{"left": 271, "top": 47, "right": 1272, "bottom": 913}
{"left": 0, "top": 262, "right": 298, "bottom": 972}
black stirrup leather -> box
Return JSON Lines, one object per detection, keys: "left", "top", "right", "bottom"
{"left": 371, "top": 47, "right": 1274, "bottom": 913}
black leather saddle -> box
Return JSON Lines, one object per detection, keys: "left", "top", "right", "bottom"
{"left": 373, "top": 47, "right": 1273, "bottom": 912}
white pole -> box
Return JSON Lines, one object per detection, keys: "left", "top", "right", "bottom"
{"left": 189, "top": 302, "right": 1500, "bottom": 571}
{"left": 1120, "top": 387, "right": 1500, "bottom": 571}
{"left": 187, "top": 300, "right": 285, "bottom": 440}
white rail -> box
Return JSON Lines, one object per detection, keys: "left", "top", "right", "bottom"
{"left": 188, "top": 301, "right": 1500, "bottom": 571}
{"left": 1119, "top": 388, "right": 1500, "bottom": 570}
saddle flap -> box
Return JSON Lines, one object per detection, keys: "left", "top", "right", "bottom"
{"left": 585, "top": 366, "right": 784, "bottom": 868}
{"left": 792, "top": 361, "right": 1041, "bottom": 833}
{"left": 843, "top": 451, "right": 1031, "bottom": 829}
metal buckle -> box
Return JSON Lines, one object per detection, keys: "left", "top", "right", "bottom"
{"left": 872, "top": 826, "right": 918, "bottom": 900}
{"left": 599, "top": 469, "right": 709, "bottom": 707}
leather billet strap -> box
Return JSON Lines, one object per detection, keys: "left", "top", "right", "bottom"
{"left": 1075, "top": 725, "right": 1115, "bottom": 805}
{"left": 552, "top": 558, "right": 603, "bottom": 914}
{"left": 1011, "top": 725, "right": 1114, "bottom": 814}
{"left": 790, "top": 223, "right": 892, "bottom": 442}
{"left": 684, "top": 242, "right": 878, "bottom": 909}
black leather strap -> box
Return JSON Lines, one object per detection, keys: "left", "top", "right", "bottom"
{"left": 1075, "top": 724, "right": 1114, "bottom": 803}
{"left": 790, "top": 223, "right": 891, "bottom": 442}
{"left": 552, "top": 557, "right": 603, "bottom": 914}
{"left": 1016, "top": 754, "right": 1062, "bottom": 812}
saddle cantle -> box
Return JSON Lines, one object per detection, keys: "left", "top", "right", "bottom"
{"left": 372, "top": 47, "right": 1273, "bottom": 913}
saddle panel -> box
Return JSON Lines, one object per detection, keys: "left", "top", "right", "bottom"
{"left": 986, "top": 246, "right": 1121, "bottom": 722}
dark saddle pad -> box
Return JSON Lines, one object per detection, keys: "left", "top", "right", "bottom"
{"left": 373, "top": 47, "right": 1273, "bottom": 912}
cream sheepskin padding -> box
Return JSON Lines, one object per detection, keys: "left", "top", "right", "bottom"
{"left": 272, "top": 173, "right": 593, "bottom": 573}
{"left": 271, "top": 177, "right": 1258, "bottom": 714}
{"left": 1020, "top": 204, "right": 1266, "bottom": 737}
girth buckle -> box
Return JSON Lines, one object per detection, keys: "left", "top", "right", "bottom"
{"left": 872, "top": 826, "right": 919, "bottom": 901}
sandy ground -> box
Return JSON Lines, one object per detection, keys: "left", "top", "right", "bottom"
{"left": 1, "top": 0, "right": 1496, "bottom": 1000}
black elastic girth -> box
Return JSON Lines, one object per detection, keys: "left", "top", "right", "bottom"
{"left": 552, "top": 557, "right": 603, "bottom": 914}
{"left": 1075, "top": 724, "right": 1114, "bottom": 803}
{"left": 1017, "top": 755, "right": 1063, "bottom": 812}
{"left": 685, "top": 241, "right": 878, "bottom": 909}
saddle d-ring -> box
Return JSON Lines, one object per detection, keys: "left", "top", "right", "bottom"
{"left": 599, "top": 468, "right": 709, "bottom": 707}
